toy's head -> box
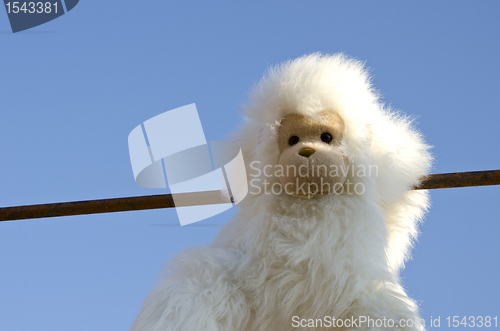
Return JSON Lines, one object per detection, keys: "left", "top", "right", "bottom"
{"left": 231, "top": 53, "right": 430, "bottom": 202}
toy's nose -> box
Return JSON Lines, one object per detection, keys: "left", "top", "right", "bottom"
{"left": 299, "top": 148, "right": 315, "bottom": 158}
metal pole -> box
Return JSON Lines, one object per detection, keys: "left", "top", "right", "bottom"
{"left": 1, "top": 170, "right": 499, "bottom": 222}
{"left": 416, "top": 170, "right": 500, "bottom": 190}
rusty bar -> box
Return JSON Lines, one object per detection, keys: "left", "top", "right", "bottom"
{"left": 0, "top": 170, "right": 499, "bottom": 222}
{"left": 0, "top": 190, "right": 231, "bottom": 222}
{"left": 415, "top": 170, "right": 500, "bottom": 190}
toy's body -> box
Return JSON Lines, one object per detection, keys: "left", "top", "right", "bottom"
{"left": 131, "top": 54, "right": 431, "bottom": 331}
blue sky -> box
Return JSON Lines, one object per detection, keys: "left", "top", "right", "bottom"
{"left": 1, "top": 1, "right": 499, "bottom": 330}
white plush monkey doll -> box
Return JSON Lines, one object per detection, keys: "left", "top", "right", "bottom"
{"left": 131, "top": 53, "right": 432, "bottom": 331}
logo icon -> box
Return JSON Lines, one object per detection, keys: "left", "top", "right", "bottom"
{"left": 3, "top": 0, "right": 79, "bottom": 33}
{"left": 128, "top": 104, "right": 248, "bottom": 226}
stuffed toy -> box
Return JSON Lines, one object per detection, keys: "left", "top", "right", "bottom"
{"left": 131, "top": 53, "right": 432, "bottom": 331}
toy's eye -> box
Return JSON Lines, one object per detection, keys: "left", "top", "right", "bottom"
{"left": 289, "top": 136, "right": 299, "bottom": 146}
{"left": 321, "top": 133, "right": 333, "bottom": 144}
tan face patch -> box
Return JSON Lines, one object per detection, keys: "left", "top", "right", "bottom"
{"left": 276, "top": 110, "right": 347, "bottom": 199}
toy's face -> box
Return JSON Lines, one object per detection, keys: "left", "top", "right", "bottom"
{"left": 277, "top": 111, "right": 348, "bottom": 198}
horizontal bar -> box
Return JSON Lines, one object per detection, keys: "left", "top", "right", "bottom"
{"left": 1, "top": 170, "right": 499, "bottom": 222}
{"left": 0, "top": 191, "right": 231, "bottom": 222}
{"left": 415, "top": 170, "right": 500, "bottom": 190}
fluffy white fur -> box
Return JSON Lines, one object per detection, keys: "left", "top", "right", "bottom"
{"left": 131, "top": 53, "right": 432, "bottom": 331}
